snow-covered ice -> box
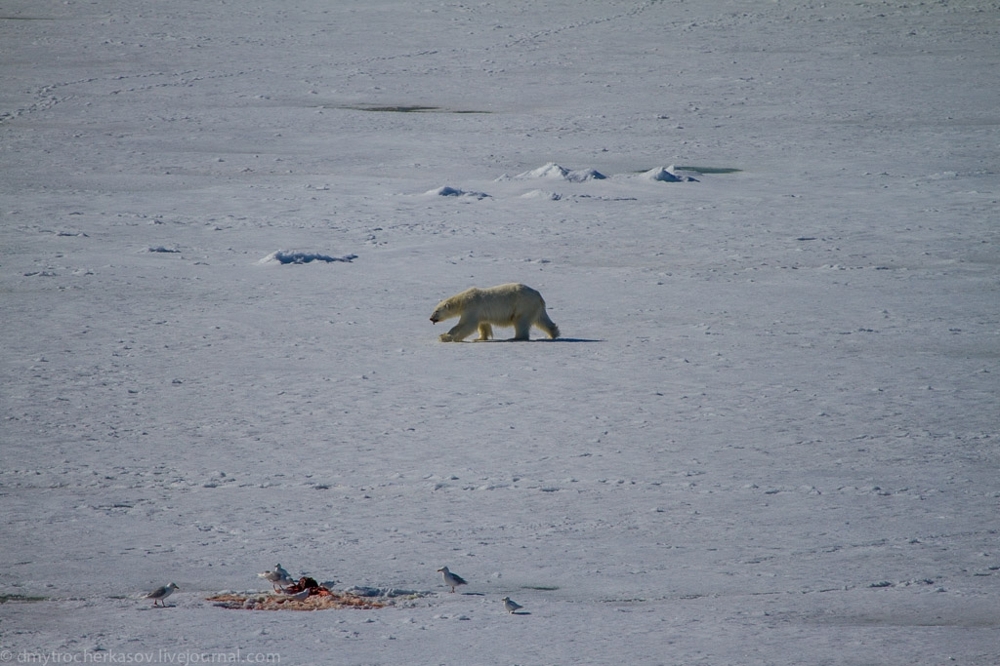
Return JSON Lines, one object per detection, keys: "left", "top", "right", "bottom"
{"left": 258, "top": 250, "right": 358, "bottom": 265}
{"left": 641, "top": 166, "right": 699, "bottom": 183}
{"left": 2, "top": 1, "right": 999, "bottom": 664}
{"left": 423, "top": 186, "right": 491, "bottom": 200}
{"left": 509, "top": 162, "right": 609, "bottom": 182}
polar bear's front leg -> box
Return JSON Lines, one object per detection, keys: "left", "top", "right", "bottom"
{"left": 476, "top": 323, "right": 494, "bottom": 341}
{"left": 440, "top": 316, "right": 479, "bottom": 342}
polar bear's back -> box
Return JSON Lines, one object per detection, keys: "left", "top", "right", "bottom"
{"left": 478, "top": 282, "right": 542, "bottom": 301}
{"left": 468, "top": 283, "right": 543, "bottom": 317}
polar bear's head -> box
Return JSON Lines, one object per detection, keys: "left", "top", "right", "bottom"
{"left": 429, "top": 296, "right": 461, "bottom": 324}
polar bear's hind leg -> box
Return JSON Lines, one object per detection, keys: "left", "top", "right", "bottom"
{"left": 513, "top": 318, "right": 532, "bottom": 341}
{"left": 537, "top": 311, "right": 560, "bottom": 339}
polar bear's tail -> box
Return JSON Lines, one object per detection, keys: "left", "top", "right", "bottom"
{"left": 537, "top": 311, "right": 560, "bottom": 340}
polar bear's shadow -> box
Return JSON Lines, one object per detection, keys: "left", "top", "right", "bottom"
{"left": 472, "top": 337, "right": 601, "bottom": 343}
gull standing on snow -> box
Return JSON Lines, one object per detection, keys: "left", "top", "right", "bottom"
{"left": 437, "top": 566, "right": 467, "bottom": 593}
{"left": 502, "top": 596, "right": 523, "bottom": 614}
{"left": 144, "top": 582, "right": 179, "bottom": 607}
{"left": 258, "top": 564, "right": 294, "bottom": 591}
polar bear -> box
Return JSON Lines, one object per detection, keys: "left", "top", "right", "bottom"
{"left": 430, "top": 283, "right": 560, "bottom": 342}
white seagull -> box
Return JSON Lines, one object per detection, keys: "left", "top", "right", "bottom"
{"left": 258, "top": 564, "right": 294, "bottom": 591}
{"left": 502, "top": 596, "right": 523, "bottom": 614}
{"left": 437, "top": 566, "right": 468, "bottom": 593}
{"left": 144, "top": 582, "right": 179, "bottom": 607}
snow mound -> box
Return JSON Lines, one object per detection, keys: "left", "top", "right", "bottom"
{"left": 520, "top": 163, "right": 571, "bottom": 179}
{"left": 513, "top": 162, "right": 607, "bottom": 182}
{"left": 520, "top": 189, "right": 563, "bottom": 201}
{"left": 424, "top": 186, "right": 490, "bottom": 199}
{"left": 641, "top": 166, "right": 699, "bottom": 182}
{"left": 564, "top": 167, "right": 607, "bottom": 182}
{"left": 258, "top": 250, "right": 358, "bottom": 265}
